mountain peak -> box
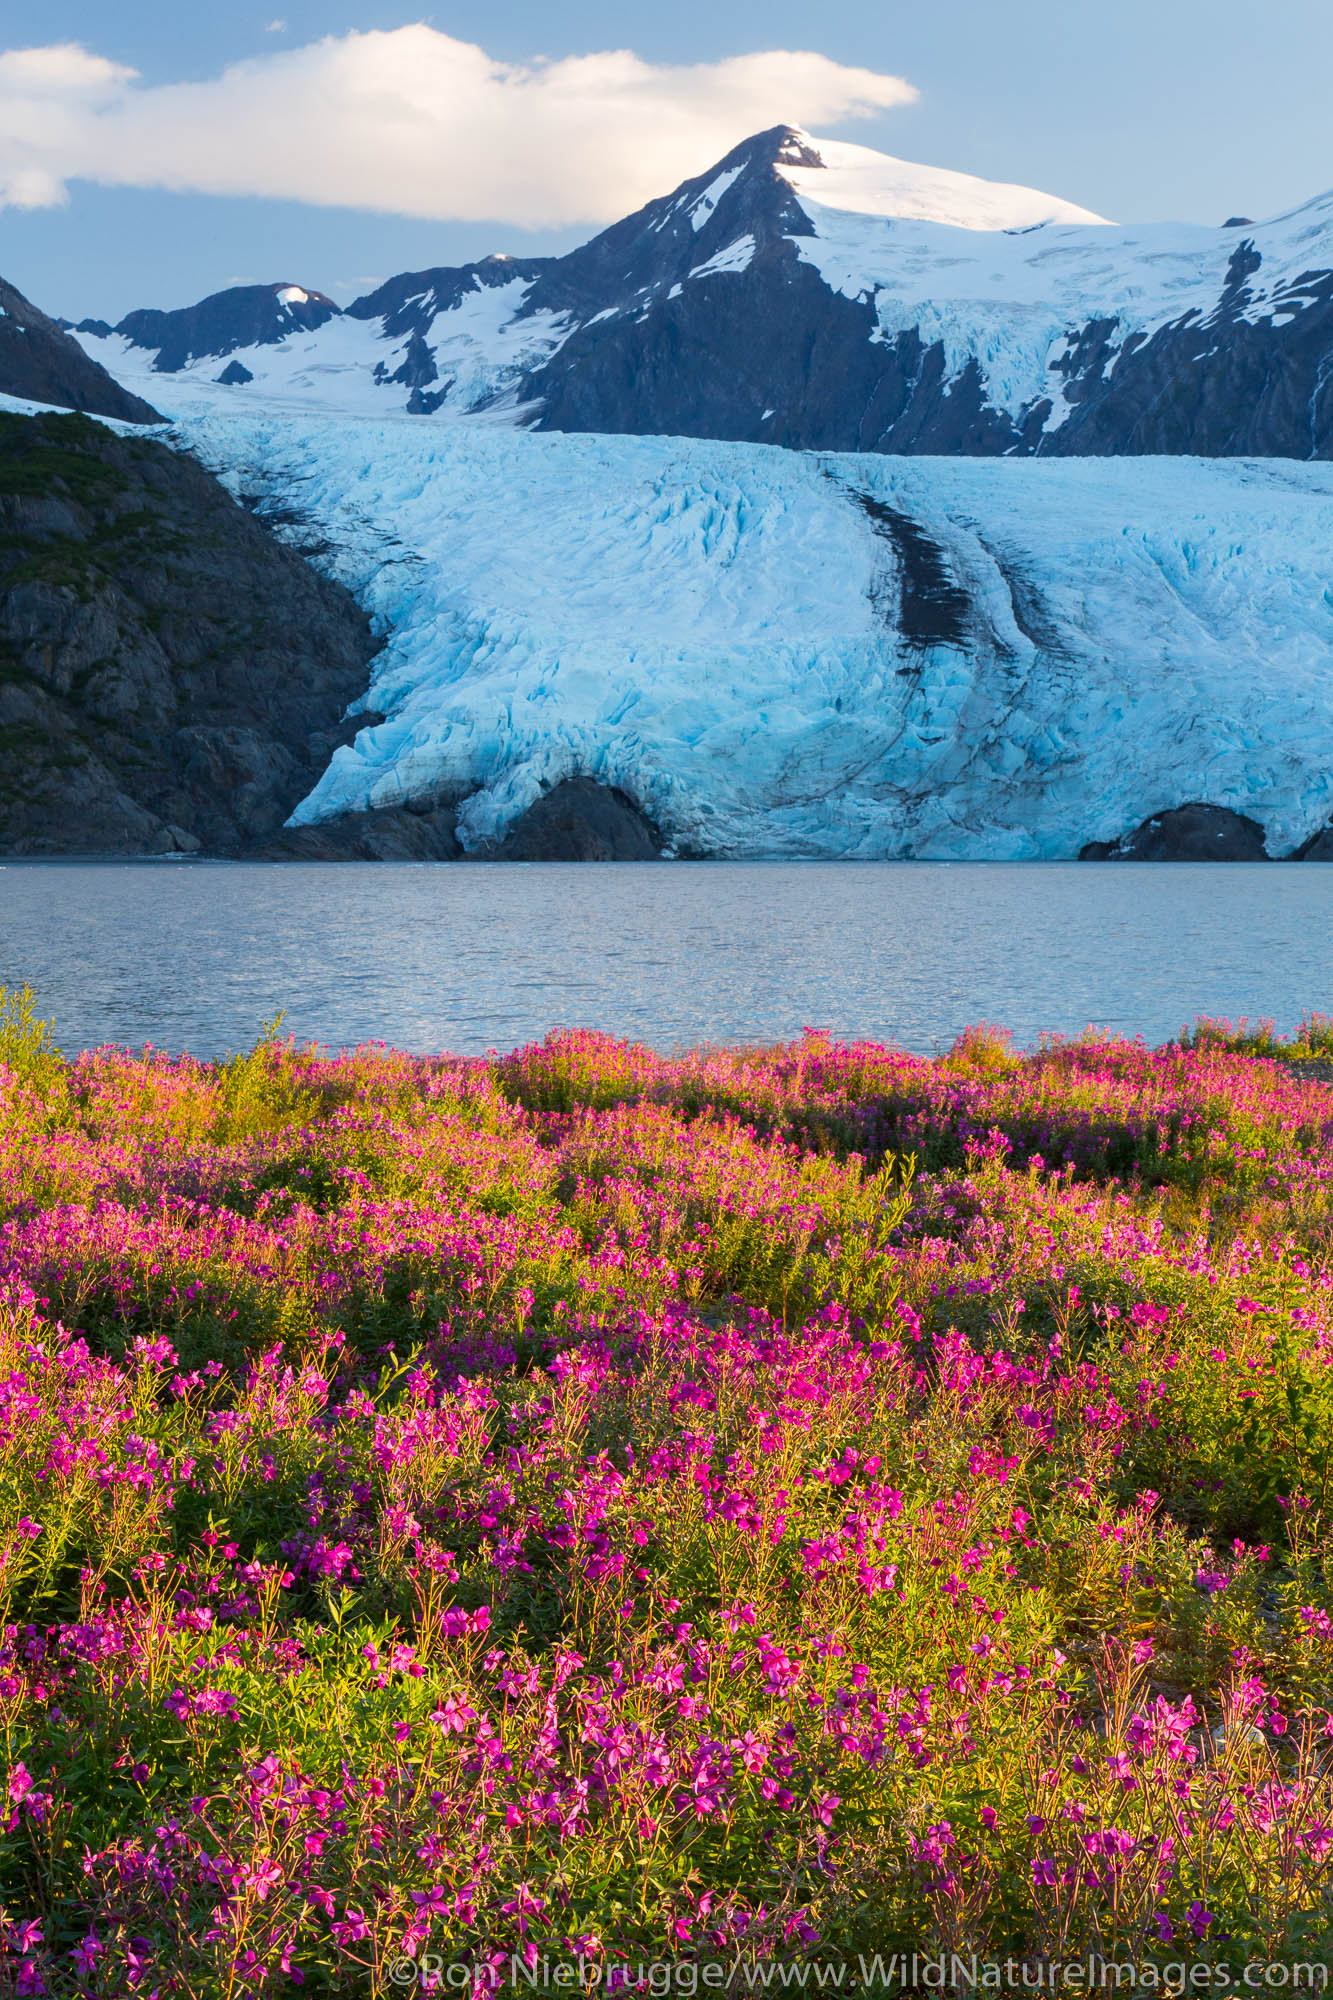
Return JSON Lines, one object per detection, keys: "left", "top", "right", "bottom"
{"left": 770, "top": 131, "right": 1111, "bottom": 231}
{"left": 657, "top": 123, "right": 1109, "bottom": 232}
{"left": 772, "top": 126, "right": 825, "bottom": 169}
{"left": 717, "top": 124, "right": 824, "bottom": 172}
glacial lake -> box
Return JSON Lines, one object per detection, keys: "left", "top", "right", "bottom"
{"left": 1, "top": 859, "right": 1330, "bottom": 1060}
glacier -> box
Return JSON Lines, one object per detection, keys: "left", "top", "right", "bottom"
{"left": 172, "top": 410, "right": 1333, "bottom": 860}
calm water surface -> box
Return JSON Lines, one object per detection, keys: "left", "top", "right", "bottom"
{"left": 0, "top": 860, "right": 1328, "bottom": 1059}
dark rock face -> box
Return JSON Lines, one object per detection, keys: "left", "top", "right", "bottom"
{"left": 478, "top": 779, "right": 662, "bottom": 861}
{"left": 1080, "top": 804, "right": 1270, "bottom": 861}
{"left": 116, "top": 284, "right": 339, "bottom": 373}
{"left": 0, "top": 276, "right": 161, "bottom": 425}
{"left": 1291, "top": 822, "right": 1333, "bottom": 860}
{"left": 256, "top": 780, "right": 662, "bottom": 862}
{"left": 520, "top": 242, "right": 1333, "bottom": 461}
{"left": 0, "top": 412, "right": 380, "bottom": 855}
{"left": 259, "top": 800, "right": 463, "bottom": 862}
{"left": 524, "top": 256, "right": 1018, "bottom": 454}
{"left": 216, "top": 361, "right": 254, "bottom": 386}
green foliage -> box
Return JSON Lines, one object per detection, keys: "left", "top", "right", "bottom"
{"left": 0, "top": 983, "right": 64, "bottom": 1097}
{"left": 213, "top": 1013, "right": 319, "bottom": 1140}
{"left": 0, "top": 411, "right": 128, "bottom": 504}
{"left": 941, "top": 1019, "right": 1022, "bottom": 1076}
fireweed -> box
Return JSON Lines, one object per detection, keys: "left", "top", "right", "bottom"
{"left": 0, "top": 1009, "right": 1330, "bottom": 1991}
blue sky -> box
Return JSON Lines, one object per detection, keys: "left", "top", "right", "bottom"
{"left": 3, "top": 0, "right": 1331, "bottom": 320}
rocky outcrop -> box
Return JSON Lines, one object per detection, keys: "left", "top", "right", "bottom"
{"left": 0, "top": 411, "right": 380, "bottom": 855}
{"left": 1041, "top": 272, "right": 1333, "bottom": 459}
{"left": 1080, "top": 804, "right": 1270, "bottom": 861}
{"left": 0, "top": 276, "right": 161, "bottom": 425}
{"left": 478, "top": 779, "right": 662, "bottom": 861}
{"left": 259, "top": 799, "right": 462, "bottom": 861}
{"left": 259, "top": 779, "right": 662, "bottom": 863}
{"left": 1291, "top": 822, "right": 1333, "bottom": 860}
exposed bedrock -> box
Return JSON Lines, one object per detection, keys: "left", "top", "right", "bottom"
{"left": 1291, "top": 822, "right": 1333, "bottom": 860}
{"left": 1080, "top": 804, "right": 1270, "bottom": 861}
{"left": 477, "top": 779, "right": 663, "bottom": 861}
{"left": 257, "top": 799, "right": 463, "bottom": 861}
{"left": 259, "top": 780, "right": 663, "bottom": 863}
{"left": 0, "top": 412, "right": 381, "bottom": 855}
{"left": 1079, "top": 803, "right": 1333, "bottom": 861}
{"left": 525, "top": 254, "right": 1028, "bottom": 456}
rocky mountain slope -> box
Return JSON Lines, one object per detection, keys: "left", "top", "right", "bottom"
{"left": 72, "top": 126, "right": 1333, "bottom": 458}
{"left": 0, "top": 409, "right": 379, "bottom": 854}
{"left": 0, "top": 276, "right": 161, "bottom": 425}
{"left": 178, "top": 412, "right": 1333, "bottom": 862}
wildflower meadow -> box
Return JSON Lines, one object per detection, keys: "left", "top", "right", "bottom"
{"left": 1, "top": 989, "right": 1333, "bottom": 1992}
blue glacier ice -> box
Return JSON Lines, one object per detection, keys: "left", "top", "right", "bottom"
{"left": 171, "top": 412, "right": 1333, "bottom": 859}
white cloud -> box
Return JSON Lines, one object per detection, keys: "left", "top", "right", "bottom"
{"left": 0, "top": 27, "right": 916, "bottom": 226}
{"left": 0, "top": 43, "right": 134, "bottom": 208}
{"left": 264, "top": 18, "right": 288, "bottom": 32}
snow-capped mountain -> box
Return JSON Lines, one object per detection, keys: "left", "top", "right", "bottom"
{"left": 73, "top": 125, "right": 1333, "bottom": 457}
{"left": 177, "top": 411, "right": 1333, "bottom": 860}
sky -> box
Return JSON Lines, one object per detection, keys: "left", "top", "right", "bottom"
{"left": 2, "top": 0, "right": 1331, "bottom": 321}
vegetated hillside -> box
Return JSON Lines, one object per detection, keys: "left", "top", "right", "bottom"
{"left": 0, "top": 274, "right": 161, "bottom": 424}
{"left": 72, "top": 125, "right": 1333, "bottom": 458}
{"left": 0, "top": 411, "right": 380, "bottom": 854}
